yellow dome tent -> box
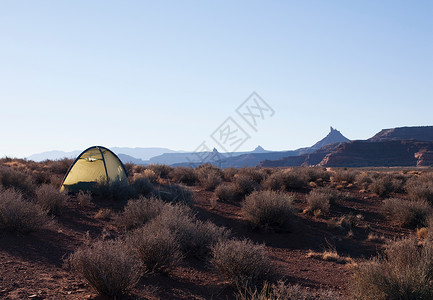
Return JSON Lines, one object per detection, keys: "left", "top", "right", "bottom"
{"left": 60, "top": 146, "right": 128, "bottom": 192}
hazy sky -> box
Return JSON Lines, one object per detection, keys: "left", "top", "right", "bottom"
{"left": 1, "top": 1, "right": 432, "bottom": 158}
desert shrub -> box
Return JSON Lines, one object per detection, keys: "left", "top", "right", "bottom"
{"left": 211, "top": 239, "right": 274, "bottom": 288}
{"left": 44, "top": 158, "right": 73, "bottom": 174}
{"left": 35, "top": 184, "right": 68, "bottom": 215}
{"left": 356, "top": 172, "right": 374, "bottom": 190}
{"left": 234, "top": 175, "right": 259, "bottom": 199}
{"left": 127, "top": 224, "right": 182, "bottom": 272}
{"left": 116, "top": 196, "right": 165, "bottom": 230}
{"left": 383, "top": 198, "right": 432, "bottom": 228}
{"left": 123, "top": 163, "right": 134, "bottom": 177}
{"left": 0, "top": 188, "right": 48, "bottom": 233}
{"left": 169, "top": 167, "right": 198, "bottom": 185}
{"left": 282, "top": 168, "right": 309, "bottom": 190}
{"left": 139, "top": 169, "right": 158, "bottom": 183}
{"left": 242, "top": 190, "right": 295, "bottom": 230}
{"left": 147, "top": 164, "right": 174, "bottom": 179}
{"left": 199, "top": 171, "right": 222, "bottom": 191}
{"left": 0, "top": 166, "right": 35, "bottom": 195}
{"left": 262, "top": 172, "right": 285, "bottom": 191}
{"left": 215, "top": 183, "right": 239, "bottom": 202}
{"left": 406, "top": 177, "right": 433, "bottom": 204}
{"left": 151, "top": 205, "right": 229, "bottom": 258}
{"left": 332, "top": 169, "right": 358, "bottom": 183}
{"left": 305, "top": 167, "right": 330, "bottom": 182}
{"left": 95, "top": 180, "right": 134, "bottom": 201}
{"left": 237, "top": 280, "right": 341, "bottom": 300}
{"left": 77, "top": 190, "right": 92, "bottom": 207}
{"left": 154, "top": 183, "right": 192, "bottom": 205}
{"left": 196, "top": 163, "right": 223, "bottom": 176}
{"left": 131, "top": 175, "right": 153, "bottom": 197}
{"left": 69, "top": 239, "right": 141, "bottom": 297}
{"left": 370, "top": 175, "right": 404, "bottom": 197}
{"left": 33, "top": 170, "right": 52, "bottom": 185}
{"left": 237, "top": 168, "right": 267, "bottom": 184}
{"left": 351, "top": 237, "right": 433, "bottom": 300}
{"left": 305, "top": 189, "right": 332, "bottom": 214}
{"left": 223, "top": 167, "right": 238, "bottom": 181}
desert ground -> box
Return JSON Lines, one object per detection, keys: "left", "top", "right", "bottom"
{"left": 1, "top": 158, "right": 433, "bottom": 299}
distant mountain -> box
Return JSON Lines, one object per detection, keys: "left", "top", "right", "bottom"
{"left": 318, "top": 140, "right": 433, "bottom": 167}
{"left": 111, "top": 147, "right": 182, "bottom": 161}
{"left": 261, "top": 125, "right": 433, "bottom": 168}
{"left": 117, "top": 153, "right": 148, "bottom": 165}
{"left": 214, "top": 127, "right": 351, "bottom": 168}
{"left": 27, "top": 150, "right": 81, "bottom": 162}
{"left": 27, "top": 147, "right": 182, "bottom": 162}
{"left": 311, "top": 127, "right": 350, "bottom": 149}
{"left": 369, "top": 126, "right": 433, "bottom": 142}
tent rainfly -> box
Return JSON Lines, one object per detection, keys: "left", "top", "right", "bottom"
{"left": 60, "top": 146, "right": 128, "bottom": 192}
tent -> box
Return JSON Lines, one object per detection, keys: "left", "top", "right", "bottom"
{"left": 60, "top": 146, "right": 128, "bottom": 192}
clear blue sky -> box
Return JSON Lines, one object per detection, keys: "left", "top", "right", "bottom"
{"left": 1, "top": 0, "right": 432, "bottom": 158}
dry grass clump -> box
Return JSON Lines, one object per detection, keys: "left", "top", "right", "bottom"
{"left": 127, "top": 224, "right": 182, "bottom": 272}
{"left": 242, "top": 190, "right": 295, "bottom": 230}
{"left": 95, "top": 180, "right": 134, "bottom": 202}
{"left": 406, "top": 175, "right": 433, "bottom": 204}
{"left": 331, "top": 169, "right": 358, "bottom": 183}
{"left": 305, "top": 188, "right": 339, "bottom": 215}
{"left": 383, "top": 198, "right": 432, "bottom": 228}
{"left": 306, "top": 249, "right": 352, "bottom": 264}
{"left": 282, "top": 168, "right": 309, "bottom": 190}
{"left": 237, "top": 280, "right": 341, "bottom": 300}
{"left": 45, "top": 158, "right": 73, "bottom": 174}
{"left": 351, "top": 237, "right": 433, "bottom": 300}
{"left": 76, "top": 190, "right": 92, "bottom": 207}
{"left": 152, "top": 204, "right": 230, "bottom": 258}
{"left": 369, "top": 174, "right": 404, "bottom": 198}
{"left": 146, "top": 164, "right": 174, "bottom": 179}
{"left": 0, "top": 188, "right": 48, "bottom": 233}
{"left": 196, "top": 165, "right": 223, "bottom": 191}
{"left": 116, "top": 196, "right": 165, "bottom": 230}
{"left": 215, "top": 183, "right": 239, "bottom": 202}
{"left": 237, "top": 168, "right": 267, "bottom": 184}
{"left": 35, "top": 184, "right": 68, "bottom": 215}
{"left": 0, "top": 166, "right": 35, "bottom": 195}
{"left": 169, "top": 167, "right": 198, "bottom": 186}
{"left": 304, "top": 167, "right": 330, "bottom": 182}
{"left": 69, "top": 239, "right": 141, "bottom": 297}
{"left": 154, "top": 183, "right": 192, "bottom": 205}
{"left": 131, "top": 175, "right": 154, "bottom": 197}
{"left": 234, "top": 175, "right": 259, "bottom": 199}
{"left": 211, "top": 239, "right": 274, "bottom": 288}
{"left": 223, "top": 167, "right": 238, "bottom": 181}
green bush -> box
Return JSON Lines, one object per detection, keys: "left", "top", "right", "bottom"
{"left": 242, "top": 190, "right": 295, "bottom": 230}
{"left": 0, "top": 188, "right": 48, "bottom": 233}
{"left": 69, "top": 239, "right": 141, "bottom": 297}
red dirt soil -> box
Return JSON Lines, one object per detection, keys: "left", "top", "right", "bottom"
{"left": 0, "top": 167, "right": 417, "bottom": 299}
